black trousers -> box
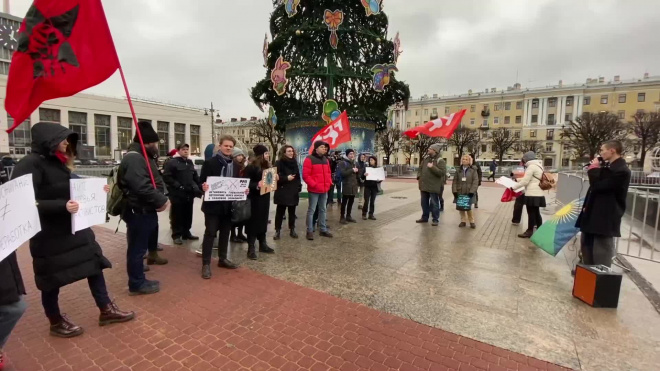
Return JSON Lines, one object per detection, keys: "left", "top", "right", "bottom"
{"left": 525, "top": 205, "right": 543, "bottom": 232}
{"left": 170, "top": 196, "right": 194, "bottom": 238}
{"left": 275, "top": 205, "right": 296, "bottom": 230}
{"left": 42, "top": 273, "right": 111, "bottom": 319}
{"left": 512, "top": 195, "right": 525, "bottom": 223}
{"left": 247, "top": 233, "right": 267, "bottom": 247}
{"left": 362, "top": 187, "right": 377, "bottom": 216}
{"left": 341, "top": 195, "right": 355, "bottom": 217}
{"left": 202, "top": 214, "right": 231, "bottom": 265}
{"left": 327, "top": 183, "right": 335, "bottom": 204}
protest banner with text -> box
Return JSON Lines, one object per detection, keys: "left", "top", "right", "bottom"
{"left": 0, "top": 174, "right": 41, "bottom": 263}
{"left": 70, "top": 178, "right": 108, "bottom": 234}
{"left": 204, "top": 177, "right": 249, "bottom": 202}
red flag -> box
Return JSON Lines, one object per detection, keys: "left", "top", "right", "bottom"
{"left": 404, "top": 109, "right": 467, "bottom": 139}
{"left": 309, "top": 111, "right": 351, "bottom": 153}
{"left": 5, "top": 0, "right": 119, "bottom": 133}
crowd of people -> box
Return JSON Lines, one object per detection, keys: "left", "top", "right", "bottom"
{"left": 0, "top": 116, "right": 631, "bottom": 368}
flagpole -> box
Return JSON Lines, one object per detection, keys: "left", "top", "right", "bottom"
{"left": 118, "top": 66, "right": 157, "bottom": 189}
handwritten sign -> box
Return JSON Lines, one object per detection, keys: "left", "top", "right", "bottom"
{"left": 205, "top": 177, "right": 249, "bottom": 201}
{"left": 70, "top": 178, "right": 108, "bottom": 234}
{"left": 495, "top": 176, "right": 518, "bottom": 189}
{"left": 260, "top": 168, "right": 278, "bottom": 195}
{"left": 365, "top": 167, "right": 385, "bottom": 181}
{"left": 0, "top": 175, "right": 41, "bottom": 263}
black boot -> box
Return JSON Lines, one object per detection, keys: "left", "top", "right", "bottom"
{"left": 340, "top": 216, "right": 348, "bottom": 224}
{"left": 518, "top": 230, "right": 533, "bottom": 238}
{"left": 247, "top": 245, "right": 258, "bottom": 260}
{"left": 259, "top": 238, "right": 275, "bottom": 254}
{"left": 273, "top": 230, "right": 281, "bottom": 240}
{"left": 290, "top": 229, "right": 298, "bottom": 238}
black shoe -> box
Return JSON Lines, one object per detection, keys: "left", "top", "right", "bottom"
{"left": 368, "top": 215, "right": 377, "bottom": 220}
{"left": 202, "top": 264, "right": 212, "bottom": 279}
{"left": 432, "top": 221, "right": 439, "bottom": 226}
{"left": 416, "top": 219, "right": 428, "bottom": 223}
{"left": 459, "top": 222, "right": 466, "bottom": 228}
{"left": 362, "top": 215, "right": 368, "bottom": 220}
{"left": 49, "top": 314, "right": 84, "bottom": 338}
{"left": 247, "top": 245, "right": 258, "bottom": 260}
{"left": 218, "top": 258, "right": 239, "bottom": 269}
{"left": 439, "top": 208, "right": 444, "bottom": 212}
{"left": 290, "top": 229, "right": 299, "bottom": 238}
{"left": 259, "top": 244, "right": 275, "bottom": 254}
{"left": 157, "top": 246, "right": 164, "bottom": 252}
{"left": 273, "top": 230, "right": 281, "bottom": 240}
{"left": 230, "top": 236, "right": 243, "bottom": 243}
{"left": 237, "top": 234, "right": 248, "bottom": 242}
{"left": 340, "top": 217, "right": 348, "bottom": 225}
{"left": 173, "top": 237, "right": 183, "bottom": 245}
{"left": 474, "top": 204, "right": 479, "bottom": 209}
{"left": 470, "top": 223, "right": 476, "bottom": 229}
{"left": 346, "top": 216, "right": 357, "bottom": 223}
{"left": 184, "top": 235, "right": 200, "bottom": 241}
{"left": 320, "top": 231, "right": 333, "bottom": 238}
{"left": 518, "top": 230, "right": 533, "bottom": 238}
{"left": 99, "top": 302, "right": 135, "bottom": 326}
{"left": 129, "top": 280, "right": 160, "bottom": 296}
{"left": 306, "top": 232, "right": 314, "bottom": 240}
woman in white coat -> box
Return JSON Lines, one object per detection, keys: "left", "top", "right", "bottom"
{"left": 512, "top": 151, "right": 546, "bottom": 238}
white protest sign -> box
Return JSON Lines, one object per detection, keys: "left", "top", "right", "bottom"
{"left": 0, "top": 174, "right": 41, "bottom": 263}
{"left": 365, "top": 167, "right": 386, "bottom": 181}
{"left": 204, "top": 177, "right": 249, "bottom": 202}
{"left": 70, "top": 178, "right": 108, "bottom": 234}
{"left": 495, "top": 176, "right": 518, "bottom": 189}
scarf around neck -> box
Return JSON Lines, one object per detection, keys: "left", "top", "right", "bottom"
{"left": 217, "top": 152, "right": 233, "bottom": 178}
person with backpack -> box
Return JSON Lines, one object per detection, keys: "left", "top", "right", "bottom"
{"left": 487, "top": 159, "right": 497, "bottom": 182}
{"left": 162, "top": 144, "right": 203, "bottom": 245}
{"left": 359, "top": 156, "right": 382, "bottom": 220}
{"left": 337, "top": 149, "right": 359, "bottom": 224}
{"left": 416, "top": 144, "right": 447, "bottom": 226}
{"left": 11, "top": 123, "right": 135, "bottom": 338}
{"left": 119, "top": 121, "right": 170, "bottom": 295}
{"left": 512, "top": 152, "right": 546, "bottom": 238}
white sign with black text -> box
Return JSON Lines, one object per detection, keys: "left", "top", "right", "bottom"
{"left": 0, "top": 174, "right": 41, "bottom": 263}
{"left": 70, "top": 178, "right": 108, "bottom": 234}
{"left": 365, "top": 167, "right": 386, "bottom": 181}
{"left": 204, "top": 177, "right": 249, "bottom": 202}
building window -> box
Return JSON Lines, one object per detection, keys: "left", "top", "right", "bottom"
{"left": 547, "top": 129, "right": 554, "bottom": 140}
{"left": 504, "top": 116, "right": 511, "bottom": 125}
{"left": 481, "top": 144, "right": 488, "bottom": 153}
{"left": 470, "top": 105, "right": 476, "bottom": 113}
{"left": 600, "top": 95, "right": 608, "bottom": 104}
{"left": 39, "top": 108, "right": 60, "bottom": 123}
{"left": 156, "top": 121, "right": 170, "bottom": 157}
{"left": 445, "top": 107, "right": 450, "bottom": 115}
{"left": 117, "top": 117, "right": 133, "bottom": 151}
{"left": 494, "top": 104, "right": 501, "bottom": 111}
{"left": 545, "top": 143, "right": 553, "bottom": 152}
{"left": 531, "top": 115, "right": 538, "bottom": 123}
{"left": 432, "top": 108, "right": 438, "bottom": 116}
{"left": 565, "top": 113, "right": 572, "bottom": 122}
{"left": 514, "top": 130, "right": 520, "bottom": 139}
{"left": 482, "top": 119, "right": 488, "bottom": 127}
{"left": 94, "top": 114, "right": 111, "bottom": 157}
{"left": 549, "top": 98, "right": 557, "bottom": 108}
{"left": 638, "top": 93, "right": 646, "bottom": 102}
{"left": 532, "top": 99, "right": 539, "bottom": 108}
{"left": 505, "top": 102, "right": 511, "bottom": 111}
{"left": 483, "top": 104, "right": 489, "bottom": 111}
{"left": 470, "top": 118, "right": 475, "bottom": 126}
{"left": 175, "top": 123, "right": 186, "bottom": 147}
{"left": 618, "top": 94, "right": 626, "bottom": 103}
{"left": 494, "top": 117, "right": 499, "bottom": 125}
{"left": 68, "top": 111, "right": 88, "bottom": 145}
{"left": 515, "top": 116, "right": 522, "bottom": 124}
{"left": 516, "top": 101, "right": 523, "bottom": 110}
{"left": 190, "top": 125, "right": 201, "bottom": 155}
{"left": 530, "top": 130, "right": 537, "bottom": 138}
{"left": 618, "top": 110, "right": 626, "bottom": 120}
{"left": 413, "top": 157, "right": 418, "bottom": 165}
{"left": 566, "top": 97, "right": 574, "bottom": 106}
{"left": 424, "top": 109, "right": 428, "bottom": 117}
{"left": 584, "top": 96, "right": 591, "bottom": 105}
{"left": 7, "top": 116, "right": 31, "bottom": 153}
{"left": 548, "top": 114, "right": 555, "bottom": 125}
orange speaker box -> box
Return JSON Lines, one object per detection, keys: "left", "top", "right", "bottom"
{"left": 572, "top": 264, "right": 622, "bottom": 308}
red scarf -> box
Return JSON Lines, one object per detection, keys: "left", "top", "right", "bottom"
{"left": 55, "top": 151, "right": 69, "bottom": 164}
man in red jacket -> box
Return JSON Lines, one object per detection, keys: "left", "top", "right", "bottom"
{"left": 303, "top": 141, "right": 334, "bottom": 240}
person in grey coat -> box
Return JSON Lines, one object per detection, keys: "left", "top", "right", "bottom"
{"left": 416, "top": 143, "right": 447, "bottom": 226}
{"left": 452, "top": 154, "right": 479, "bottom": 228}
{"left": 337, "top": 149, "right": 359, "bottom": 224}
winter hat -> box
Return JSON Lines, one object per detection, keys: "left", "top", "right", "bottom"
{"left": 253, "top": 144, "right": 269, "bottom": 157}
{"left": 167, "top": 149, "right": 178, "bottom": 157}
{"left": 345, "top": 149, "right": 355, "bottom": 156}
{"left": 522, "top": 151, "right": 537, "bottom": 163}
{"left": 313, "top": 141, "right": 329, "bottom": 151}
{"left": 429, "top": 143, "right": 442, "bottom": 154}
{"left": 177, "top": 143, "right": 189, "bottom": 150}
{"left": 133, "top": 121, "right": 159, "bottom": 144}
{"left": 232, "top": 148, "right": 245, "bottom": 158}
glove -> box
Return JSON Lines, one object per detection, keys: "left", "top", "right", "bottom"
{"left": 453, "top": 192, "right": 458, "bottom": 198}
{"left": 468, "top": 193, "right": 474, "bottom": 198}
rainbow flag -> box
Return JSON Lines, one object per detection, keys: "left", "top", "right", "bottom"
{"left": 531, "top": 198, "right": 584, "bottom": 256}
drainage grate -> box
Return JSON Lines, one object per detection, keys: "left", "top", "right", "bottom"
{"left": 390, "top": 196, "right": 408, "bottom": 199}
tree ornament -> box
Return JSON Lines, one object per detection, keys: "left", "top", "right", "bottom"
{"left": 376, "top": 37, "right": 381, "bottom": 43}
{"left": 271, "top": 56, "right": 291, "bottom": 96}
{"left": 360, "top": 0, "right": 382, "bottom": 16}
{"left": 268, "top": 106, "right": 278, "bottom": 127}
{"left": 393, "top": 31, "right": 402, "bottom": 64}
{"left": 262, "top": 33, "right": 269, "bottom": 68}
{"left": 284, "top": 0, "right": 301, "bottom": 17}
{"left": 296, "top": 29, "right": 302, "bottom": 36}
{"left": 324, "top": 10, "right": 344, "bottom": 49}
{"left": 322, "top": 99, "right": 341, "bottom": 124}
{"left": 371, "top": 63, "right": 398, "bottom": 92}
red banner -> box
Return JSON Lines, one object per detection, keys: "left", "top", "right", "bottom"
{"left": 404, "top": 109, "right": 467, "bottom": 139}
{"left": 309, "top": 111, "right": 351, "bottom": 153}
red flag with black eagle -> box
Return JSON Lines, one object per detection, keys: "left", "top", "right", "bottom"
{"left": 5, "top": 0, "right": 119, "bottom": 133}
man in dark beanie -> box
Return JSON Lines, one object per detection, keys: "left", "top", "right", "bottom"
{"left": 119, "top": 120, "right": 169, "bottom": 295}
{"left": 163, "top": 143, "right": 202, "bottom": 245}
{"left": 302, "top": 141, "right": 334, "bottom": 240}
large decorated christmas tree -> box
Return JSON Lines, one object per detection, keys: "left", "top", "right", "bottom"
{"left": 251, "top": 0, "right": 410, "bottom": 154}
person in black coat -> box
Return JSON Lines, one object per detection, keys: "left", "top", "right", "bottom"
{"left": 359, "top": 156, "right": 382, "bottom": 220}
{"left": 199, "top": 136, "right": 243, "bottom": 280}
{"left": 230, "top": 148, "right": 249, "bottom": 243}
{"left": 273, "top": 145, "right": 301, "bottom": 240}
{"left": 11, "top": 123, "right": 134, "bottom": 338}
{"left": 0, "top": 252, "right": 27, "bottom": 365}
{"left": 162, "top": 143, "right": 203, "bottom": 245}
{"left": 245, "top": 145, "right": 276, "bottom": 260}
{"left": 575, "top": 140, "right": 631, "bottom": 268}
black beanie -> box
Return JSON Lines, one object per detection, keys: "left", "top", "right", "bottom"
{"left": 134, "top": 121, "right": 159, "bottom": 144}
{"left": 253, "top": 144, "right": 269, "bottom": 157}
{"left": 345, "top": 149, "right": 355, "bottom": 156}
{"left": 313, "top": 141, "right": 329, "bottom": 151}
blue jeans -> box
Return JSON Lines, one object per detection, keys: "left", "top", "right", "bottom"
{"left": 0, "top": 296, "right": 27, "bottom": 348}
{"left": 307, "top": 192, "right": 328, "bottom": 233}
{"left": 420, "top": 191, "right": 440, "bottom": 222}
{"left": 124, "top": 210, "right": 159, "bottom": 291}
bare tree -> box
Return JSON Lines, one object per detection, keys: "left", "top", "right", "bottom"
{"left": 376, "top": 127, "right": 402, "bottom": 165}
{"left": 400, "top": 136, "right": 415, "bottom": 163}
{"left": 489, "top": 128, "right": 517, "bottom": 164}
{"left": 413, "top": 134, "right": 444, "bottom": 161}
{"left": 561, "top": 112, "right": 628, "bottom": 159}
{"left": 253, "top": 118, "right": 286, "bottom": 155}
{"left": 630, "top": 111, "right": 660, "bottom": 167}
{"left": 448, "top": 127, "right": 480, "bottom": 159}
{"left": 519, "top": 140, "right": 542, "bottom": 153}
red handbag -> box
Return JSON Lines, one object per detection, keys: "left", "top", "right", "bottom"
{"left": 501, "top": 188, "right": 522, "bottom": 202}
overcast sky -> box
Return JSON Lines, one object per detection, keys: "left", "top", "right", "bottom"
{"left": 9, "top": 0, "right": 660, "bottom": 118}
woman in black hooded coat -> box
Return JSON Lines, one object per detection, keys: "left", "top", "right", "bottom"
{"left": 244, "top": 145, "right": 275, "bottom": 260}
{"left": 273, "top": 145, "right": 301, "bottom": 240}
{"left": 11, "top": 123, "right": 134, "bottom": 338}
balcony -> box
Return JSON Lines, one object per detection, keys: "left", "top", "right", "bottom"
{"left": 479, "top": 124, "right": 490, "bottom": 130}
{"left": 481, "top": 109, "right": 490, "bottom": 117}
{"left": 546, "top": 136, "right": 554, "bottom": 140}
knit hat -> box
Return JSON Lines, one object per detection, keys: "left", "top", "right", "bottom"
{"left": 429, "top": 143, "right": 442, "bottom": 154}
{"left": 522, "top": 151, "right": 537, "bottom": 163}
{"left": 345, "top": 149, "right": 355, "bottom": 156}
{"left": 313, "top": 141, "right": 329, "bottom": 151}
{"left": 253, "top": 144, "right": 269, "bottom": 157}
{"left": 133, "top": 121, "right": 159, "bottom": 144}
{"left": 167, "top": 149, "right": 178, "bottom": 157}
{"left": 232, "top": 148, "right": 245, "bottom": 158}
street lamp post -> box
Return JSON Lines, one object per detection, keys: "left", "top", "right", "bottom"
{"left": 204, "top": 102, "right": 221, "bottom": 144}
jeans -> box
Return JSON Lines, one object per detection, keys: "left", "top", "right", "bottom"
{"left": 124, "top": 210, "right": 159, "bottom": 291}
{"left": 170, "top": 196, "right": 194, "bottom": 238}
{"left": 341, "top": 196, "right": 355, "bottom": 218}
{"left": 307, "top": 192, "right": 328, "bottom": 233}
{"left": 202, "top": 214, "right": 232, "bottom": 265}
{"left": 275, "top": 205, "right": 296, "bottom": 230}
{"left": 580, "top": 233, "right": 616, "bottom": 268}
{"left": 525, "top": 206, "right": 543, "bottom": 233}
{"left": 512, "top": 195, "right": 525, "bottom": 223}
{"left": 420, "top": 191, "right": 441, "bottom": 222}
{"left": 41, "top": 274, "right": 111, "bottom": 319}
{"left": 363, "top": 187, "right": 377, "bottom": 216}
{"left": 0, "top": 297, "right": 27, "bottom": 348}
{"left": 357, "top": 185, "right": 364, "bottom": 207}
